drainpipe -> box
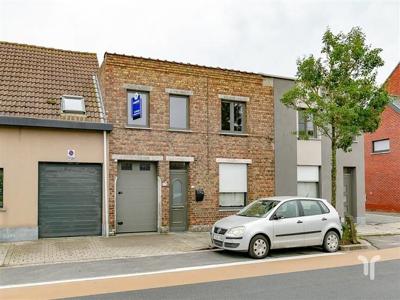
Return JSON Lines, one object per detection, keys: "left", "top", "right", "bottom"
{"left": 103, "top": 130, "right": 109, "bottom": 237}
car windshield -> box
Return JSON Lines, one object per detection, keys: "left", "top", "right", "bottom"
{"left": 237, "top": 200, "right": 279, "bottom": 218}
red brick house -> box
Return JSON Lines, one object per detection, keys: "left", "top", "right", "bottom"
{"left": 99, "top": 53, "right": 275, "bottom": 234}
{"left": 365, "top": 63, "right": 400, "bottom": 212}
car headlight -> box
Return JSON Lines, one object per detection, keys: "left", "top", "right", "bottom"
{"left": 226, "top": 226, "right": 245, "bottom": 238}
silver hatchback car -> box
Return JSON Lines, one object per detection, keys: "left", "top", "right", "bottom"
{"left": 211, "top": 196, "right": 342, "bottom": 259}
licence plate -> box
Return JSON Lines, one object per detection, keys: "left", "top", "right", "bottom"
{"left": 213, "top": 233, "right": 224, "bottom": 241}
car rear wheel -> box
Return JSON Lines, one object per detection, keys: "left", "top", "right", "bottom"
{"left": 249, "top": 234, "right": 270, "bottom": 259}
{"left": 323, "top": 230, "right": 340, "bottom": 252}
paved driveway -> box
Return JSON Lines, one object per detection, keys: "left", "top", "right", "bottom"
{"left": 0, "top": 232, "right": 211, "bottom": 267}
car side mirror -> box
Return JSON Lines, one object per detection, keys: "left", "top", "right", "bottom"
{"left": 272, "top": 214, "right": 284, "bottom": 220}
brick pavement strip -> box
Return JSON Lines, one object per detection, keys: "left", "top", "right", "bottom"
{"left": 0, "top": 232, "right": 211, "bottom": 267}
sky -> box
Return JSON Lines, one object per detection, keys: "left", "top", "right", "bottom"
{"left": 0, "top": 0, "right": 399, "bottom": 83}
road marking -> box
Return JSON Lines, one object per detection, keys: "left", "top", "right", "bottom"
{"left": 0, "top": 251, "right": 342, "bottom": 289}
{"left": 1, "top": 248, "right": 399, "bottom": 299}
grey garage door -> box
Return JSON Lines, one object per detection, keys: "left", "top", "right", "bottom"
{"left": 38, "top": 163, "right": 102, "bottom": 238}
{"left": 116, "top": 161, "right": 158, "bottom": 233}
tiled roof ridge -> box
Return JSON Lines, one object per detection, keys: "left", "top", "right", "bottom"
{"left": 0, "top": 40, "right": 97, "bottom": 57}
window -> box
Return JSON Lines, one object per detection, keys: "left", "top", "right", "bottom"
{"left": 169, "top": 95, "right": 189, "bottom": 129}
{"left": 373, "top": 139, "right": 390, "bottom": 153}
{"left": 221, "top": 101, "right": 245, "bottom": 133}
{"left": 300, "top": 200, "right": 323, "bottom": 216}
{"left": 298, "top": 109, "right": 317, "bottom": 139}
{"left": 61, "top": 95, "right": 85, "bottom": 114}
{"left": 139, "top": 162, "right": 151, "bottom": 171}
{"left": 219, "top": 163, "right": 247, "bottom": 207}
{"left": 121, "top": 162, "right": 132, "bottom": 171}
{"left": 0, "top": 168, "right": 3, "bottom": 208}
{"left": 297, "top": 166, "right": 319, "bottom": 198}
{"left": 127, "top": 91, "right": 149, "bottom": 127}
{"left": 275, "top": 201, "right": 300, "bottom": 218}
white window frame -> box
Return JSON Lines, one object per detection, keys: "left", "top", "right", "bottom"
{"left": 219, "top": 163, "right": 248, "bottom": 208}
{"left": 372, "top": 139, "right": 390, "bottom": 153}
{"left": 61, "top": 95, "right": 85, "bottom": 114}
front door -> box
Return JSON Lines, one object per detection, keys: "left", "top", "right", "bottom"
{"left": 343, "top": 167, "right": 355, "bottom": 218}
{"left": 169, "top": 163, "right": 188, "bottom": 231}
{"left": 272, "top": 200, "right": 304, "bottom": 248}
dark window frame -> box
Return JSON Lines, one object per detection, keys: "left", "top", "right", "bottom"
{"left": 169, "top": 94, "right": 190, "bottom": 130}
{"left": 127, "top": 90, "right": 150, "bottom": 128}
{"left": 372, "top": 139, "right": 390, "bottom": 153}
{"left": 220, "top": 100, "right": 246, "bottom": 133}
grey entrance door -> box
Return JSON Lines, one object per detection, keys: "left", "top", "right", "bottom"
{"left": 38, "top": 163, "right": 102, "bottom": 238}
{"left": 116, "top": 161, "right": 157, "bottom": 233}
{"left": 343, "top": 167, "right": 355, "bottom": 217}
{"left": 169, "top": 167, "right": 188, "bottom": 231}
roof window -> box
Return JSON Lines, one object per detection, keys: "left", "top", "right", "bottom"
{"left": 61, "top": 95, "right": 85, "bottom": 114}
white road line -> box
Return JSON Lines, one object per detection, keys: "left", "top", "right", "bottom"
{"left": 0, "top": 252, "right": 344, "bottom": 290}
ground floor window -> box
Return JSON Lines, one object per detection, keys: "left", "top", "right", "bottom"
{"left": 297, "top": 166, "right": 319, "bottom": 198}
{"left": 0, "top": 168, "right": 3, "bottom": 208}
{"left": 219, "top": 163, "right": 247, "bottom": 208}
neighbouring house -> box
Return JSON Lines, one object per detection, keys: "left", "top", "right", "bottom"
{"left": 0, "top": 42, "right": 112, "bottom": 242}
{"left": 365, "top": 63, "right": 400, "bottom": 212}
{"left": 99, "top": 53, "right": 275, "bottom": 234}
{"left": 272, "top": 76, "right": 366, "bottom": 224}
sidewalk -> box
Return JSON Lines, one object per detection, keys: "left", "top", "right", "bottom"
{"left": 0, "top": 232, "right": 211, "bottom": 267}
{"left": 357, "top": 212, "right": 400, "bottom": 236}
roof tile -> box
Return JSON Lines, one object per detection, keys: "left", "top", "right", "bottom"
{"left": 0, "top": 41, "right": 102, "bottom": 122}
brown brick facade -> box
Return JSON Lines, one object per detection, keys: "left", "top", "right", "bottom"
{"left": 99, "top": 54, "right": 275, "bottom": 232}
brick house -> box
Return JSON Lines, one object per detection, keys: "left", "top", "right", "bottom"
{"left": 0, "top": 42, "right": 112, "bottom": 241}
{"left": 365, "top": 63, "right": 400, "bottom": 212}
{"left": 99, "top": 53, "right": 275, "bottom": 233}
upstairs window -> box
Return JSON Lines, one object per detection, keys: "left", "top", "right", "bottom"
{"left": 169, "top": 95, "right": 189, "bottom": 130}
{"left": 221, "top": 101, "right": 245, "bottom": 133}
{"left": 298, "top": 109, "right": 317, "bottom": 139}
{"left": 373, "top": 139, "right": 390, "bottom": 153}
{"left": 61, "top": 95, "right": 85, "bottom": 114}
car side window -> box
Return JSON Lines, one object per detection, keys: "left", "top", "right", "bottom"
{"left": 275, "top": 201, "right": 299, "bottom": 218}
{"left": 318, "top": 201, "right": 330, "bottom": 214}
{"left": 300, "top": 200, "right": 323, "bottom": 216}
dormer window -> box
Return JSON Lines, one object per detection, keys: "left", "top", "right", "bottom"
{"left": 61, "top": 95, "right": 85, "bottom": 114}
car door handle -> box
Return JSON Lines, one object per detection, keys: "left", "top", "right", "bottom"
{"left": 322, "top": 217, "right": 327, "bottom": 221}
{"left": 297, "top": 220, "right": 303, "bottom": 224}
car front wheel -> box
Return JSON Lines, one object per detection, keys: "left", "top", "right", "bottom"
{"left": 323, "top": 230, "right": 340, "bottom": 252}
{"left": 249, "top": 234, "right": 270, "bottom": 259}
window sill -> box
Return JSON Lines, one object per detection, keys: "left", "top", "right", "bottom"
{"left": 124, "top": 125, "right": 152, "bottom": 130}
{"left": 0, "top": 208, "right": 6, "bottom": 212}
{"left": 371, "top": 151, "right": 390, "bottom": 155}
{"left": 168, "top": 129, "right": 193, "bottom": 133}
{"left": 220, "top": 132, "right": 249, "bottom": 137}
{"left": 219, "top": 207, "right": 243, "bottom": 212}
{"left": 297, "top": 138, "right": 321, "bottom": 141}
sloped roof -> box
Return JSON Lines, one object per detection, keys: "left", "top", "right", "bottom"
{"left": 0, "top": 41, "right": 103, "bottom": 122}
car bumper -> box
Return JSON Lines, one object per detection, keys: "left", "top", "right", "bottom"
{"left": 210, "top": 233, "right": 249, "bottom": 251}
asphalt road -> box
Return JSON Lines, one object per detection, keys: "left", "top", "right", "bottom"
{"left": 0, "top": 247, "right": 323, "bottom": 286}
{"left": 73, "top": 259, "right": 400, "bottom": 300}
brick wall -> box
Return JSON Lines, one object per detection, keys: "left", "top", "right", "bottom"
{"left": 364, "top": 64, "right": 400, "bottom": 212}
{"left": 99, "top": 54, "right": 275, "bottom": 232}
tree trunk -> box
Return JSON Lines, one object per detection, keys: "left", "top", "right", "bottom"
{"left": 331, "top": 126, "right": 337, "bottom": 208}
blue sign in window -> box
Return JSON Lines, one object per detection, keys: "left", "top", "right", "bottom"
{"left": 131, "top": 94, "right": 142, "bottom": 120}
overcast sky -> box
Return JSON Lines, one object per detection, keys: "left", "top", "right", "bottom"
{"left": 0, "top": 0, "right": 399, "bottom": 83}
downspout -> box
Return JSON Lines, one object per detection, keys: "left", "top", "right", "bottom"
{"left": 94, "top": 75, "right": 109, "bottom": 237}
